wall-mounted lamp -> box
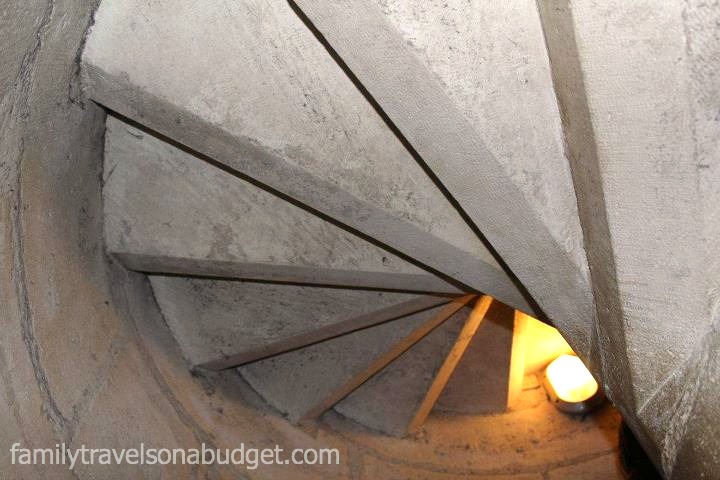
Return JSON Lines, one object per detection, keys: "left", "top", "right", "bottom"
{"left": 543, "top": 354, "right": 604, "bottom": 414}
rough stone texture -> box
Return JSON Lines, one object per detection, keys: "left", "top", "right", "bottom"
{"left": 662, "top": 3, "right": 720, "bottom": 475}
{"left": 360, "top": 456, "right": 545, "bottom": 480}
{"left": 436, "top": 302, "right": 515, "bottom": 414}
{"left": 633, "top": 309, "right": 720, "bottom": 478}
{"left": 149, "top": 275, "right": 432, "bottom": 366}
{"left": 239, "top": 306, "right": 442, "bottom": 422}
{"left": 324, "top": 385, "right": 622, "bottom": 478}
{"left": 542, "top": 0, "right": 716, "bottom": 401}
{"left": 154, "top": 285, "right": 472, "bottom": 429}
{"left": 0, "top": 2, "right": 46, "bottom": 104}
{"left": 537, "top": 0, "right": 720, "bottom": 476}
{"left": 87, "top": 267, "right": 354, "bottom": 479}
{"left": 334, "top": 308, "right": 469, "bottom": 436}
{"left": 1, "top": 3, "right": 108, "bottom": 479}
{"left": 104, "top": 116, "right": 458, "bottom": 293}
{"left": 367, "top": 0, "right": 588, "bottom": 293}
{"left": 80, "top": 0, "right": 535, "bottom": 313}
{"left": 546, "top": 453, "right": 623, "bottom": 480}
{"left": 290, "top": 0, "right": 595, "bottom": 364}
{"left": 534, "top": 0, "right": 634, "bottom": 413}
{"left": 661, "top": 327, "right": 720, "bottom": 479}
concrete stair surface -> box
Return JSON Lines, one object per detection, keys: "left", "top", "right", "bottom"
{"left": 82, "top": 0, "right": 536, "bottom": 313}
{"left": 97, "top": 65, "right": 528, "bottom": 434}
{"left": 149, "top": 276, "right": 450, "bottom": 368}
{"left": 148, "top": 271, "right": 506, "bottom": 433}
{"left": 103, "top": 115, "right": 458, "bottom": 294}
{"left": 100, "top": 89, "right": 524, "bottom": 433}
{"left": 435, "top": 300, "right": 517, "bottom": 414}
{"left": 239, "top": 303, "right": 457, "bottom": 423}
{"left": 290, "top": 0, "right": 595, "bottom": 357}
{"left": 334, "top": 296, "right": 493, "bottom": 436}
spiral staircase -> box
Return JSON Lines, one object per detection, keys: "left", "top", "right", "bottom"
{"left": 82, "top": 0, "right": 585, "bottom": 438}
{"left": 100, "top": 79, "right": 527, "bottom": 437}
{"left": 2, "top": 0, "right": 717, "bottom": 477}
{"left": 80, "top": 0, "right": 717, "bottom": 459}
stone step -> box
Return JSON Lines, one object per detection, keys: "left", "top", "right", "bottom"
{"left": 82, "top": 0, "right": 535, "bottom": 314}
{"left": 239, "top": 296, "right": 473, "bottom": 423}
{"left": 435, "top": 300, "right": 518, "bottom": 415}
{"left": 290, "top": 0, "right": 595, "bottom": 355}
{"left": 334, "top": 296, "right": 493, "bottom": 436}
{"left": 103, "top": 116, "right": 459, "bottom": 294}
{"left": 148, "top": 275, "right": 453, "bottom": 367}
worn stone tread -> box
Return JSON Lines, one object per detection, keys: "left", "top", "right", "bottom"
{"left": 239, "top": 299, "right": 470, "bottom": 422}
{"left": 149, "top": 276, "right": 450, "bottom": 367}
{"left": 334, "top": 296, "right": 490, "bottom": 436}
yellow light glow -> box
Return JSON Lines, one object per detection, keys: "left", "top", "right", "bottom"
{"left": 545, "top": 354, "right": 598, "bottom": 403}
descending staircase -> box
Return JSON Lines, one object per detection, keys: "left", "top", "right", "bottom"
{"left": 82, "top": 0, "right": 549, "bottom": 317}
{"left": 84, "top": 0, "right": 584, "bottom": 437}
{"left": 100, "top": 113, "right": 522, "bottom": 436}
{"left": 5, "top": 0, "right": 717, "bottom": 475}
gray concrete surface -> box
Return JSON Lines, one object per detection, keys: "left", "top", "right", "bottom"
{"left": 290, "top": 0, "right": 595, "bottom": 362}
{"left": 436, "top": 301, "right": 515, "bottom": 415}
{"left": 535, "top": 0, "right": 636, "bottom": 416}
{"left": 366, "top": 0, "right": 589, "bottom": 292}
{"left": 537, "top": 1, "right": 720, "bottom": 476}
{"left": 334, "top": 308, "right": 469, "bottom": 436}
{"left": 540, "top": 0, "right": 718, "bottom": 403}
{"left": 80, "top": 0, "right": 536, "bottom": 314}
{"left": 103, "top": 115, "right": 458, "bottom": 293}
{"left": 239, "top": 306, "right": 443, "bottom": 422}
{"left": 137, "top": 272, "right": 469, "bottom": 429}
{"left": 149, "top": 275, "right": 439, "bottom": 367}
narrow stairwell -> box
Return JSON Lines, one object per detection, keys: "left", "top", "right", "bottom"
{"left": 84, "top": 0, "right": 587, "bottom": 439}
{"left": 5, "top": 0, "right": 717, "bottom": 477}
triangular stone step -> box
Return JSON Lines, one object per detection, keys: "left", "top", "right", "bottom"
{"left": 148, "top": 275, "right": 452, "bottom": 368}
{"left": 435, "top": 300, "right": 518, "bottom": 414}
{"left": 239, "top": 296, "right": 473, "bottom": 423}
{"left": 103, "top": 116, "right": 458, "bottom": 294}
{"left": 82, "top": 0, "right": 535, "bottom": 314}
{"left": 334, "top": 296, "right": 493, "bottom": 436}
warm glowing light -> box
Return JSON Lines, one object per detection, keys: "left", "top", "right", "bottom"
{"left": 545, "top": 354, "right": 598, "bottom": 403}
